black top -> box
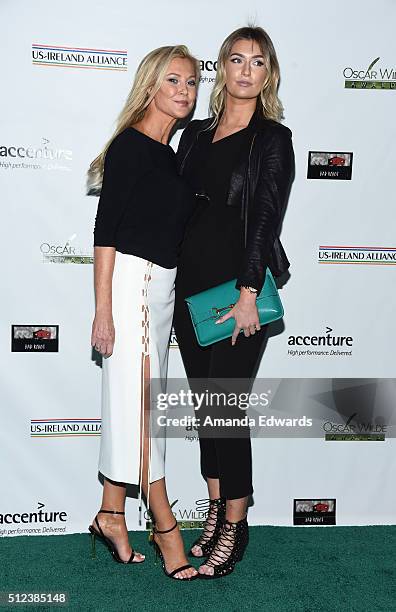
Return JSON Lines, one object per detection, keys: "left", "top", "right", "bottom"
{"left": 177, "top": 114, "right": 294, "bottom": 293}
{"left": 176, "top": 125, "right": 253, "bottom": 296}
{"left": 93, "top": 127, "right": 196, "bottom": 269}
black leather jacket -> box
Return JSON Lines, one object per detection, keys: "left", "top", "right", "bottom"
{"left": 177, "top": 109, "right": 295, "bottom": 294}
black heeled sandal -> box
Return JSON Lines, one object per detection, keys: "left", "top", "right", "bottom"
{"left": 198, "top": 516, "right": 249, "bottom": 579}
{"left": 189, "top": 497, "right": 226, "bottom": 558}
{"left": 149, "top": 518, "right": 198, "bottom": 580}
{"left": 88, "top": 509, "right": 144, "bottom": 564}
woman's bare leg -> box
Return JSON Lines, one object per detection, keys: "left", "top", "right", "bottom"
{"left": 90, "top": 477, "right": 145, "bottom": 563}
{"left": 140, "top": 356, "right": 197, "bottom": 579}
{"left": 226, "top": 497, "right": 248, "bottom": 522}
{"left": 140, "top": 460, "right": 198, "bottom": 579}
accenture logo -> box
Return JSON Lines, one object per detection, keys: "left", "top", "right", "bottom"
{"left": 199, "top": 59, "right": 217, "bottom": 84}
{"left": 0, "top": 502, "right": 68, "bottom": 536}
{"left": 32, "top": 43, "right": 127, "bottom": 71}
{"left": 287, "top": 326, "right": 354, "bottom": 357}
{"left": 0, "top": 137, "right": 72, "bottom": 171}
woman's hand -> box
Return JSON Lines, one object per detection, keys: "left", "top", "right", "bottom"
{"left": 91, "top": 311, "right": 115, "bottom": 357}
{"left": 215, "top": 288, "right": 260, "bottom": 345}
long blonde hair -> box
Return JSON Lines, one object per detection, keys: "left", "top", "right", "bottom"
{"left": 88, "top": 45, "right": 199, "bottom": 193}
{"left": 209, "top": 26, "right": 283, "bottom": 126}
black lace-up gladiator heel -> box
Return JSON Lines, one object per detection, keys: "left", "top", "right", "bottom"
{"left": 198, "top": 515, "right": 249, "bottom": 579}
{"left": 88, "top": 509, "right": 144, "bottom": 564}
{"left": 149, "top": 518, "right": 198, "bottom": 581}
{"left": 189, "top": 497, "right": 226, "bottom": 557}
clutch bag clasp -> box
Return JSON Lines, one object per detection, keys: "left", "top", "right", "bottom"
{"left": 212, "top": 303, "right": 235, "bottom": 315}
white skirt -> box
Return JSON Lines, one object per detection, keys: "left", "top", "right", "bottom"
{"left": 98, "top": 251, "right": 176, "bottom": 514}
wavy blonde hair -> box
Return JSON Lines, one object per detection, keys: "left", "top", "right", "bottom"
{"left": 209, "top": 26, "right": 284, "bottom": 126}
{"left": 88, "top": 45, "right": 199, "bottom": 193}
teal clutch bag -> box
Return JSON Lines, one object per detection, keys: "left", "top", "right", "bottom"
{"left": 184, "top": 269, "right": 284, "bottom": 347}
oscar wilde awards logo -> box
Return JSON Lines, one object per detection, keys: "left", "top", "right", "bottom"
{"left": 343, "top": 56, "right": 396, "bottom": 90}
{"left": 0, "top": 137, "right": 72, "bottom": 172}
{"left": 287, "top": 326, "right": 354, "bottom": 358}
{"left": 318, "top": 245, "right": 396, "bottom": 265}
{"left": 0, "top": 502, "right": 68, "bottom": 537}
{"left": 32, "top": 44, "right": 127, "bottom": 71}
{"left": 145, "top": 499, "right": 208, "bottom": 530}
{"left": 40, "top": 236, "right": 93, "bottom": 264}
{"left": 323, "top": 412, "right": 387, "bottom": 442}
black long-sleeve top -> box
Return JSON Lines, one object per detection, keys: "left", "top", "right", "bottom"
{"left": 176, "top": 113, "right": 294, "bottom": 294}
{"left": 93, "top": 127, "right": 196, "bottom": 268}
{"left": 175, "top": 125, "right": 252, "bottom": 297}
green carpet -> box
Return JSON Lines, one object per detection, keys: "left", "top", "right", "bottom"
{"left": 2, "top": 526, "right": 395, "bottom": 612}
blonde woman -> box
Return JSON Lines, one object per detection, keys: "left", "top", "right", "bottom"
{"left": 88, "top": 45, "right": 199, "bottom": 581}
{"left": 174, "top": 26, "right": 294, "bottom": 578}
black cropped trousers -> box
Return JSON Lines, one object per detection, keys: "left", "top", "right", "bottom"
{"left": 173, "top": 294, "right": 268, "bottom": 500}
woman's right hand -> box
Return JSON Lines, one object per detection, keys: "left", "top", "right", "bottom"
{"left": 91, "top": 312, "right": 115, "bottom": 358}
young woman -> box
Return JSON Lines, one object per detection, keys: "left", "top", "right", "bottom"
{"left": 174, "top": 26, "right": 294, "bottom": 578}
{"left": 88, "top": 45, "right": 199, "bottom": 581}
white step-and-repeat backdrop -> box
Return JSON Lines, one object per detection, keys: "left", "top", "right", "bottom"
{"left": 2, "top": 0, "right": 395, "bottom": 537}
